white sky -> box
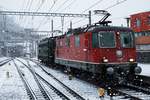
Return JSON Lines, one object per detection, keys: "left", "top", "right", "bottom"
{"left": 0, "top": 0, "right": 150, "bottom": 32}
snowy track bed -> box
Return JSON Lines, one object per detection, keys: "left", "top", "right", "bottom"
{"left": 0, "top": 59, "right": 29, "bottom": 100}
{"left": 19, "top": 58, "right": 135, "bottom": 100}
{"left": 14, "top": 59, "right": 51, "bottom": 100}
{"left": 117, "top": 88, "right": 150, "bottom": 100}
{"left": 0, "top": 58, "right": 12, "bottom": 66}
{"left": 18, "top": 58, "right": 86, "bottom": 100}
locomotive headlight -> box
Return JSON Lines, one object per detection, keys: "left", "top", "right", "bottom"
{"left": 134, "top": 66, "right": 142, "bottom": 74}
{"left": 129, "top": 58, "right": 134, "bottom": 62}
{"left": 116, "top": 50, "right": 122, "bottom": 58}
{"left": 103, "top": 59, "right": 108, "bottom": 63}
{"left": 103, "top": 57, "right": 108, "bottom": 63}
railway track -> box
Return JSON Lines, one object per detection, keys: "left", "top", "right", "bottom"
{"left": 37, "top": 74, "right": 71, "bottom": 100}
{"left": 13, "top": 59, "right": 52, "bottom": 100}
{"left": 0, "top": 58, "right": 12, "bottom": 66}
{"left": 113, "top": 75, "right": 150, "bottom": 100}
{"left": 115, "top": 84, "right": 150, "bottom": 100}
{"left": 17, "top": 59, "right": 72, "bottom": 100}
{"left": 22, "top": 58, "right": 150, "bottom": 100}
{"left": 18, "top": 58, "right": 86, "bottom": 100}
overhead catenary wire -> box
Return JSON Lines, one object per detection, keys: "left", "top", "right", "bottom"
{"left": 18, "top": 0, "right": 26, "bottom": 26}
{"left": 82, "top": 0, "right": 104, "bottom": 13}
{"left": 55, "top": 0, "right": 104, "bottom": 30}
{"left": 35, "top": 0, "right": 45, "bottom": 12}
{"left": 23, "top": 0, "right": 46, "bottom": 29}
{"left": 53, "top": 0, "right": 70, "bottom": 12}
{"left": 59, "top": 0, "right": 77, "bottom": 12}
{"left": 105, "top": 0, "right": 127, "bottom": 10}
{"left": 26, "top": 0, "right": 46, "bottom": 29}
{"left": 24, "top": 0, "right": 45, "bottom": 28}
{"left": 17, "top": 0, "right": 25, "bottom": 25}
{"left": 57, "top": 0, "right": 128, "bottom": 30}
{"left": 36, "top": 0, "right": 77, "bottom": 31}
{"left": 36, "top": 0, "right": 71, "bottom": 30}
{"left": 36, "top": 0, "right": 59, "bottom": 31}
{"left": 24, "top": 0, "right": 34, "bottom": 28}
{"left": 23, "top": 0, "right": 32, "bottom": 28}
{"left": 28, "top": 0, "right": 34, "bottom": 11}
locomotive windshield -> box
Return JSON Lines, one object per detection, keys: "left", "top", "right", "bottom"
{"left": 120, "top": 32, "right": 135, "bottom": 48}
{"left": 92, "top": 32, "right": 115, "bottom": 48}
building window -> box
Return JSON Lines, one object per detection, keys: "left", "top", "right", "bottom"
{"left": 134, "top": 33, "right": 138, "bottom": 37}
{"left": 138, "top": 32, "right": 142, "bottom": 36}
{"left": 75, "top": 35, "right": 80, "bottom": 47}
{"left": 136, "top": 19, "right": 141, "bottom": 27}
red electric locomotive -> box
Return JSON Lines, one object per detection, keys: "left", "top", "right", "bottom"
{"left": 55, "top": 11, "right": 141, "bottom": 80}
{"left": 38, "top": 11, "right": 142, "bottom": 82}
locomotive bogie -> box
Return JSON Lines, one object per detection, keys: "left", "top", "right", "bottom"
{"left": 55, "top": 58, "right": 138, "bottom": 75}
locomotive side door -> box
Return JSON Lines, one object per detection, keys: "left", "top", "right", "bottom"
{"left": 84, "top": 32, "right": 91, "bottom": 62}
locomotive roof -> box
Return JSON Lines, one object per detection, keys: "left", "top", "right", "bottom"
{"left": 39, "top": 37, "right": 56, "bottom": 45}
{"left": 65, "top": 25, "right": 133, "bottom": 35}
{"left": 56, "top": 25, "right": 133, "bottom": 39}
{"left": 87, "top": 25, "right": 132, "bottom": 32}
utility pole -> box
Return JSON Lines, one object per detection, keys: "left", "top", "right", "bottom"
{"left": 61, "top": 16, "right": 64, "bottom": 34}
{"left": 89, "top": 11, "right": 92, "bottom": 25}
{"left": 70, "top": 21, "right": 72, "bottom": 30}
{"left": 51, "top": 19, "right": 53, "bottom": 37}
{"left": 125, "top": 17, "right": 130, "bottom": 27}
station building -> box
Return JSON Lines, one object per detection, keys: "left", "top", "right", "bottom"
{"left": 130, "top": 11, "right": 150, "bottom": 63}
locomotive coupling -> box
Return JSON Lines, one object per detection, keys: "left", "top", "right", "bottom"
{"left": 134, "top": 66, "right": 142, "bottom": 74}
{"left": 106, "top": 67, "right": 114, "bottom": 75}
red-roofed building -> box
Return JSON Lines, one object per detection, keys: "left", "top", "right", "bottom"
{"left": 130, "top": 11, "right": 150, "bottom": 63}
{"left": 131, "top": 11, "right": 150, "bottom": 33}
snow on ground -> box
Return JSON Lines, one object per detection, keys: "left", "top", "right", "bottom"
{"left": 19, "top": 58, "right": 128, "bottom": 100}
{"left": 0, "top": 57, "right": 9, "bottom": 61}
{"left": 14, "top": 59, "right": 43, "bottom": 92}
{"left": 138, "top": 63, "right": 150, "bottom": 77}
{"left": 0, "top": 59, "right": 29, "bottom": 100}
{"left": 2, "top": 57, "right": 150, "bottom": 100}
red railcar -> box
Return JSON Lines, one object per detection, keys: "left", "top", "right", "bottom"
{"left": 55, "top": 25, "right": 141, "bottom": 77}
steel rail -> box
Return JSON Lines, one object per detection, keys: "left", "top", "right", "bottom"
{"left": 28, "top": 58, "right": 86, "bottom": 100}
{"left": 13, "top": 60, "right": 37, "bottom": 100}
{"left": 36, "top": 73, "right": 70, "bottom": 100}
{"left": 17, "top": 58, "right": 69, "bottom": 100}
{"left": 115, "top": 89, "right": 142, "bottom": 100}
{"left": 29, "top": 58, "right": 150, "bottom": 100}
{"left": 0, "top": 58, "right": 13, "bottom": 66}
{"left": 16, "top": 59, "right": 53, "bottom": 100}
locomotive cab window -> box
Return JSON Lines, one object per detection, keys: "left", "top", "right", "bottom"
{"left": 75, "top": 35, "right": 80, "bottom": 47}
{"left": 92, "top": 32, "right": 115, "bottom": 48}
{"left": 120, "top": 32, "right": 134, "bottom": 48}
